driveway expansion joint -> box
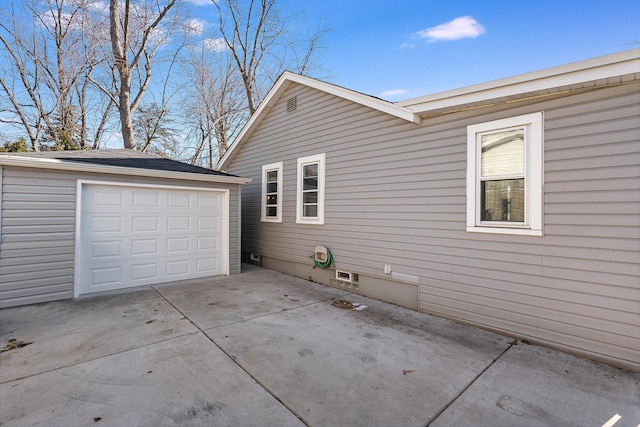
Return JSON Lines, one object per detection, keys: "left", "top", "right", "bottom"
{"left": 0, "top": 331, "right": 201, "bottom": 385}
{"left": 151, "top": 286, "right": 312, "bottom": 426}
{"left": 424, "top": 340, "right": 516, "bottom": 427}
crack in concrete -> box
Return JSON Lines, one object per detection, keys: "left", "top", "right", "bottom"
{"left": 152, "top": 286, "right": 314, "bottom": 427}
{"left": 424, "top": 341, "right": 516, "bottom": 427}
{"left": 0, "top": 332, "right": 201, "bottom": 384}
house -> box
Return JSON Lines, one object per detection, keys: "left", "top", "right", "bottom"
{"left": 0, "top": 149, "right": 250, "bottom": 308}
{"left": 217, "top": 49, "right": 640, "bottom": 371}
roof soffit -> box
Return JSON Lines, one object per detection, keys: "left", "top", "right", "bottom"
{"left": 400, "top": 48, "right": 640, "bottom": 116}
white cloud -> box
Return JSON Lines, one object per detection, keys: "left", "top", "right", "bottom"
{"left": 415, "top": 16, "right": 485, "bottom": 42}
{"left": 381, "top": 89, "right": 407, "bottom": 98}
{"left": 203, "top": 37, "right": 227, "bottom": 52}
{"left": 400, "top": 42, "right": 415, "bottom": 50}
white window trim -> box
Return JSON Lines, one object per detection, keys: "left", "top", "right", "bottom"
{"left": 261, "top": 161, "right": 283, "bottom": 223}
{"left": 296, "top": 153, "right": 325, "bottom": 225}
{"left": 466, "top": 112, "right": 543, "bottom": 236}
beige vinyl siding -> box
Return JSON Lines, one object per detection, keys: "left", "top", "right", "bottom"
{"left": 230, "top": 188, "right": 241, "bottom": 275}
{"left": 0, "top": 168, "right": 76, "bottom": 307}
{"left": 227, "top": 81, "right": 640, "bottom": 370}
{"left": 0, "top": 167, "right": 241, "bottom": 308}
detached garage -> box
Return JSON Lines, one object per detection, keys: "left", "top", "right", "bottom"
{"left": 0, "top": 150, "right": 250, "bottom": 308}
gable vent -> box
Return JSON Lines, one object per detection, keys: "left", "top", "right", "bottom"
{"left": 286, "top": 96, "right": 297, "bottom": 112}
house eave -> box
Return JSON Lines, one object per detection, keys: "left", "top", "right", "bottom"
{"left": 217, "top": 49, "right": 639, "bottom": 170}
{"left": 0, "top": 155, "right": 252, "bottom": 185}
{"left": 281, "top": 73, "right": 421, "bottom": 124}
{"left": 399, "top": 48, "right": 640, "bottom": 116}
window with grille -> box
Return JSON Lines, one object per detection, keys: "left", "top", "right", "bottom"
{"left": 467, "top": 112, "right": 543, "bottom": 236}
{"left": 261, "top": 162, "right": 283, "bottom": 222}
{"left": 296, "top": 153, "right": 325, "bottom": 225}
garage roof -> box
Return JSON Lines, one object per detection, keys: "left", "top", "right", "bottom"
{"left": 0, "top": 149, "right": 251, "bottom": 184}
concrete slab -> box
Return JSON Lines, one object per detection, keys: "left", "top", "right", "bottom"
{"left": 1, "top": 266, "right": 638, "bottom": 427}
{"left": 0, "top": 288, "right": 197, "bottom": 382}
{"left": 155, "top": 267, "right": 349, "bottom": 330}
{"left": 206, "top": 294, "right": 512, "bottom": 427}
{"left": 1, "top": 333, "right": 304, "bottom": 427}
{"left": 430, "top": 343, "right": 640, "bottom": 427}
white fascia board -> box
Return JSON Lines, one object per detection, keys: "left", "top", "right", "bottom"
{"left": 216, "top": 72, "right": 421, "bottom": 170}
{"left": 399, "top": 49, "right": 640, "bottom": 114}
{"left": 217, "top": 75, "right": 292, "bottom": 170}
{"left": 0, "top": 155, "right": 252, "bottom": 185}
{"left": 283, "top": 73, "right": 421, "bottom": 124}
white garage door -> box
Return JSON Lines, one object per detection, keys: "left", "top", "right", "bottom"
{"left": 77, "top": 183, "right": 226, "bottom": 296}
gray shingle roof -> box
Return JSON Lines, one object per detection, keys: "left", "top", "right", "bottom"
{"left": 4, "top": 149, "right": 238, "bottom": 177}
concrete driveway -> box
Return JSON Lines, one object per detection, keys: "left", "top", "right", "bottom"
{"left": 1, "top": 265, "right": 638, "bottom": 427}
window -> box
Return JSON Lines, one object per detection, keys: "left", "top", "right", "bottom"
{"left": 296, "top": 153, "right": 325, "bottom": 224}
{"left": 466, "top": 112, "right": 543, "bottom": 236}
{"left": 261, "top": 162, "right": 283, "bottom": 222}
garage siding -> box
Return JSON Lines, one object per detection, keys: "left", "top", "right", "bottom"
{"left": 0, "top": 168, "right": 76, "bottom": 307}
{"left": 0, "top": 167, "right": 241, "bottom": 308}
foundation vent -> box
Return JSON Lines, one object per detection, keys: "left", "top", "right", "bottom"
{"left": 286, "top": 96, "right": 297, "bottom": 112}
{"left": 335, "top": 270, "right": 358, "bottom": 284}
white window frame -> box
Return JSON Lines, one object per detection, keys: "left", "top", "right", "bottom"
{"left": 466, "top": 112, "right": 543, "bottom": 236}
{"left": 261, "top": 161, "right": 283, "bottom": 223}
{"left": 296, "top": 153, "right": 325, "bottom": 225}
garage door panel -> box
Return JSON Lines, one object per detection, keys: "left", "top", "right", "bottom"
{"left": 133, "top": 191, "right": 160, "bottom": 208}
{"left": 130, "top": 263, "right": 159, "bottom": 282}
{"left": 197, "top": 216, "right": 219, "bottom": 231}
{"left": 197, "top": 236, "right": 217, "bottom": 250}
{"left": 132, "top": 216, "right": 160, "bottom": 232}
{"left": 131, "top": 239, "right": 159, "bottom": 256}
{"left": 89, "top": 216, "right": 123, "bottom": 234}
{"left": 197, "top": 197, "right": 218, "bottom": 211}
{"left": 89, "top": 188, "right": 125, "bottom": 208}
{"left": 197, "top": 257, "right": 218, "bottom": 273}
{"left": 167, "top": 237, "right": 190, "bottom": 253}
{"left": 78, "top": 184, "right": 226, "bottom": 296}
{"left": 91, "top": 240, "right": 122, "bottom": 258}
{"left": 91, "top": 266, "right": 124, "bottom": 286}
{"left": 166, "top": 259, "right": 190, "bottom": 277}
{"left": 168, "top": 192, "right": 191, "bottom": 208}
{"left": 167, "top": 216, "right": 191, "bottom": 232}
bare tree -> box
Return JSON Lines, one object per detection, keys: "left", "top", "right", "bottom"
{"left": 133, "top": 102, "right": 179, "bottom": 156}
{"left": 0, "top": 0, "right": 111, "bottom": 150}
{"left": 74, "top": 0, "right": 115, "bottom": 149}
{"left": 181, "top": 38, "right": 245, "bottom": 168}
{"left": 0, "top": 1, "right": 56, "bottom": 150}
{"left": 214, "top": 0, "right": 325, "bottom": 115}
{"left": 105, "top": 0, "right": 178, "bottom": 149}
{"left": 176, "top": 0, "right": 324, "bottom": 166}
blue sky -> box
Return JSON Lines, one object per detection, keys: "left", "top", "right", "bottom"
{"left": 2, "top": 0, "right": 638, "bottom": 147}
{"left": 304, "top": 0, "right": 640, "bottom": 101}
